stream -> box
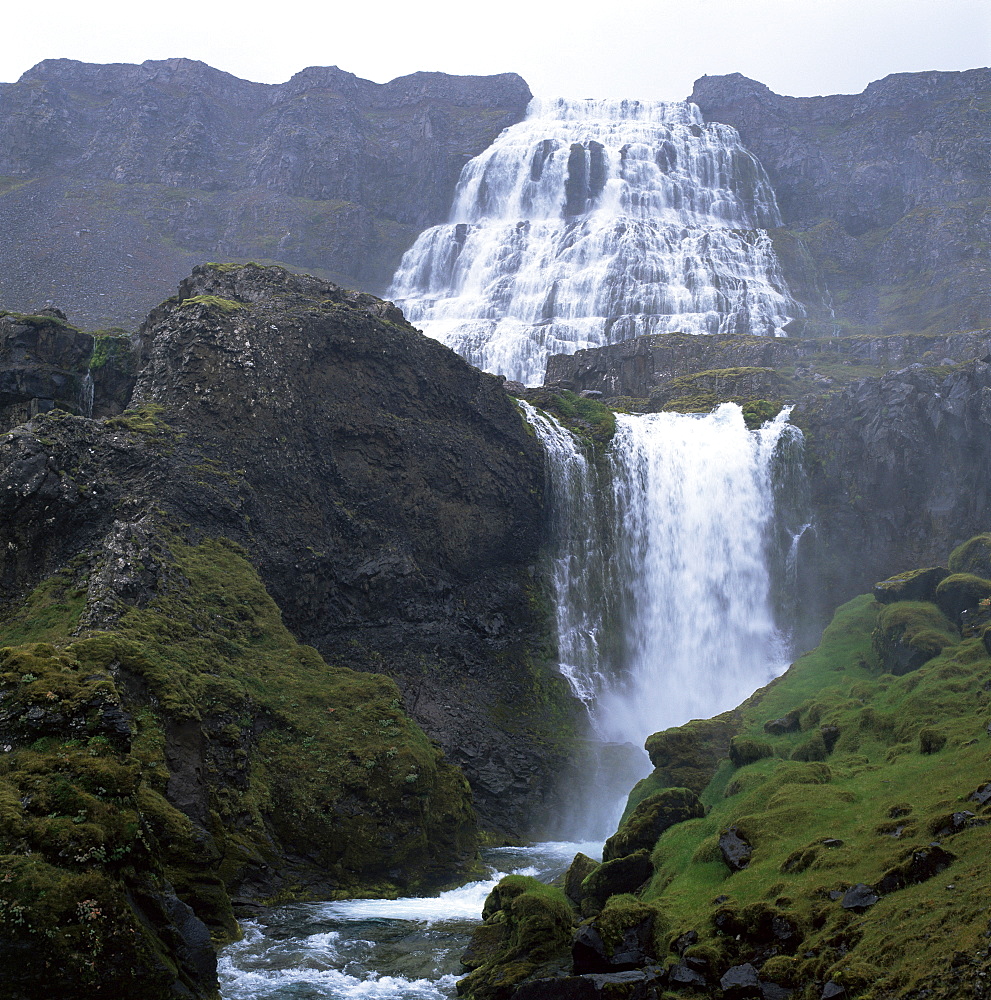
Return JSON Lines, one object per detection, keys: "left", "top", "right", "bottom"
{"left": 218, "top": 841, "right": 600, "bottom": 1000}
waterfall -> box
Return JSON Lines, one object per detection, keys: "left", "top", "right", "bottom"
{"left": 596, "top": 405, "right": 795, "bottom": 749}
{"left": 522, "top": 401, "right": 799, "bottom": 836}
{"left": 390, "top": 98, "right": 799, "bottom": 386}
{"left": 80, "top": 371, "right": 94, "bottom": 418}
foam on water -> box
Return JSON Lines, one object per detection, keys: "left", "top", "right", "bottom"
{"left": 219, "top": 843, "right": 600, "bottom": 999}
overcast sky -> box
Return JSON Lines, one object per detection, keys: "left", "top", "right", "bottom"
{"left": 3, "top": 0, "right": 989, "bottom": 100}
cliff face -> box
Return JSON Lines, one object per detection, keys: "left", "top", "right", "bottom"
{"left": 0, "top": 264, "right": 582, "bottom": 998}
{"left": 690, "top": 69, "right": 991, "bottom": 338}
{"left": 0, "top": 59, "right": 531, "bottom": 327}
{"left": 792, "top": 359, "right": 991, "bottom": 631}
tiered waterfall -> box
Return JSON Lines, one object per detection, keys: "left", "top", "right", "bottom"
{"left": 390, "top": 97, "right": 799, "bottom": 385}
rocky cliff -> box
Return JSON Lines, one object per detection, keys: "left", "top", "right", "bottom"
{"left": 0, "top": 264, "right": 582, "bottom": 999}
{"left": 690, "top": 69, "right": 991, "bottom": 339}
{"left": 0, "top": 59, "right": 531, "bottom": 327}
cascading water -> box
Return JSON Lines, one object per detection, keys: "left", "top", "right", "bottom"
{"left": 390, "top": 97, "right": 799, "bottom": 385}
{"left": 522, "top": 402, "right": 801, "bottom": 837}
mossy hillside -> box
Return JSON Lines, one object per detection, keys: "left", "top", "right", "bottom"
{"left": 609, "top": 573, "right": 991, "bottom": 996}
{"left": 0, "top": 536, "right": 479, "bottom": 997}
{"left": 0, "top": 644, "right": 218, "bottom": 1000}
{"left": 948, "top": 534, "right": 991, "bottom": 578}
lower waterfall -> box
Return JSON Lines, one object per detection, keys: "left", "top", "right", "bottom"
{"left": 524, "top": 402, "right": 800, "bottom": 838}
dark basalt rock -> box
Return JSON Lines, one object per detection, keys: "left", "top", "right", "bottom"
{"left": 667, "top": 962, "right": 708, "bottom": 989}
{"left": 970, "top": 782, "right": 991, "bottom": 807}
{"left": 720, "top": 964, "right": 761, "bottom": 999}
{"left": 874, "top": 845, "right": 956, "bottom": 894}
{"left": 873, "top": 567, "right": 950, "bottom": 605}
{"left": 572, "top": 916, "right": 658, "bottom": 975}
{"left": 840, "top": 883, "right": 880, "bottom": 911}
{"left": 719, "top": 826, "right": 753, "bottom": 871}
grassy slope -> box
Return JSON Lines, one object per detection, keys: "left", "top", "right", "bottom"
{"left": 638, "top": 587, "right": 991, "bottom": 996}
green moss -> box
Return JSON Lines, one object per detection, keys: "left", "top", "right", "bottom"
{"left": 934, "top": 572, "right": 991, "bottom": 620}
{"left": 604, "top": 788, "right": 705, "bottom": 861}
{"left": 104, "top": 403, "right": 169, "bottom": 434}
{"left": 521, "top": 389, "right": 617, "bottom": 445}
{"left": 88, "top": 332, "right": 133, "bottom": 371}
{"left": 178, "top": 295, "right": 245, "bottom": 313}
{"left": 948, "top": 534, "right": 991, "bottom": 578}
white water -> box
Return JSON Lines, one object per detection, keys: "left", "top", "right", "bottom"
{"left": 596, "top": 406, "right": 794, "bottom": 747}
{"left": 522, "top": 403, "right": 798, "bottom": 835}
{"left": 390, "top": 97, "right": 799, "bottom": 385}
{"left": 219, "top": 843, "right": 598, "bottom": 1000}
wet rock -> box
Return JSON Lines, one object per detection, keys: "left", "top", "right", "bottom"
{"left": 719, "top": 826, "right": 753, "bottom": 871}
{"left": 720, "top": 964, "right": 761, "bottom": 998}
{"left": 564, "top": 853, "right": 601, "bottom": 908}
{"left": 840, "top": 883, "right": 879, "bottom": 911}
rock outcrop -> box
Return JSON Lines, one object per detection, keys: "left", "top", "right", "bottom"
{"left": 0, "top": 263, "right": 583, "bottom": 999}
{"left": 0, "top": 59, "right": 532, "bottom": 327}
{"left": 690, "top": 69, "right": 991, "bottom": 338}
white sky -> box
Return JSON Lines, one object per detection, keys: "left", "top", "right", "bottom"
{"left": 3, "top": 0, "right": 989, "bottom": 100}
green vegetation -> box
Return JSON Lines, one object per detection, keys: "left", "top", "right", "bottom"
{"left": 88, "top": 331, "right": 133, "bottom": 371}
{"left": 519, "top": 389, "right": 617, "bottom": 445}
{"left": 0, "top": 534, "right": 477, "bottom": 997}
{"left": 178, "top": 295, "right": 245, "bottom": 313}
{"left": 104, "top": 403, "right": 169, "bottom": 434}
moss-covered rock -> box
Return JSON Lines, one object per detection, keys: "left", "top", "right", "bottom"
{"left": 579, "top": 851, "right": 653, "bottom": 916}
{"left": 872, "top": 600, "right": 959, "bottom": 674}
{"left": 947, "top": 534, "right": 991, "bottom": 579}
{"left": 602, "top": 788, "right": 704, "bottom": 862}
{"left": 728, "top": 736, "right": 774, "bottom": 767}
{"left": 563, "top": 852, "right": 600, "bottom": 908}
{"left": 934, "top": 573, "right": 991, "bottom": 621}
{"left": 872, "top": 566, "right": 949, "bottom": 605}
{"left": 642, "top": 714, "right": 738, "bottom": 797}
{"left": 462, "top": 876, "right": 577, "bottom": 1000}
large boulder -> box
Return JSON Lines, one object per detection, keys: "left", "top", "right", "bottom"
{"left": 603, "top": 788, "right": 704, "bottom": 862}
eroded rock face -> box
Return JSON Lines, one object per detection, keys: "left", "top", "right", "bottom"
{"left": 792, "top": 360, "right": 991, "bottom": 632}
{"left": 690, "top": 69, "right": 991, "bottom": 338}
{"left": 1, "top": 263, "right": 581, "bottom": 837}
{"left": 0, "top": 59, "right": 532, "bottom": 327}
